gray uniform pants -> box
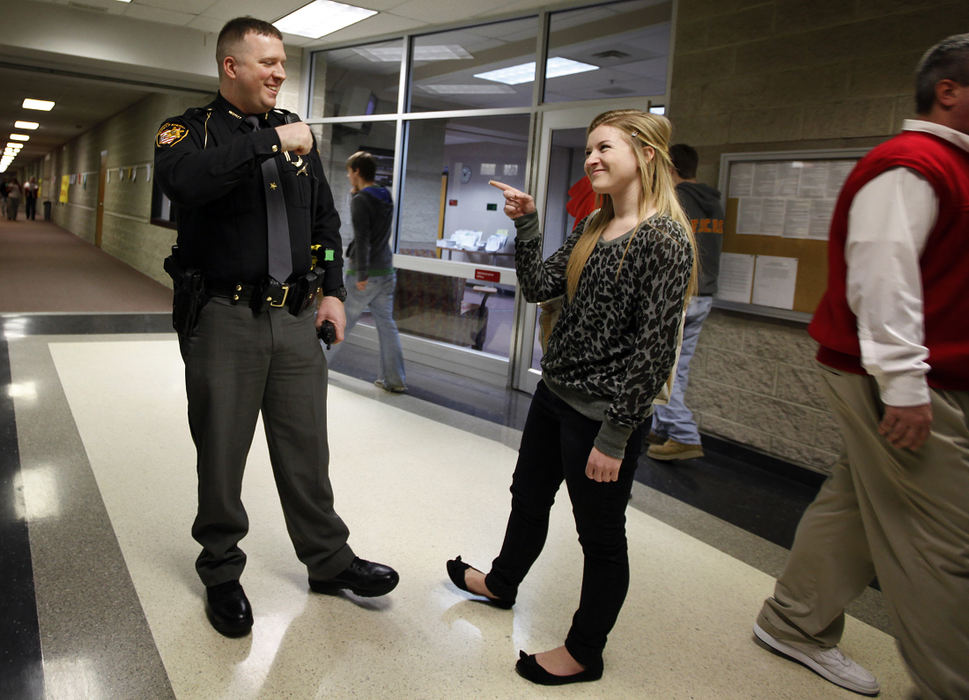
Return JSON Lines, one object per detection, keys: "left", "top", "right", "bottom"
{"left": 180, "top": 296, "right": 354, "bottom": 587}
{"left": 757, "top": 364, "right": 969, "bottom": 700}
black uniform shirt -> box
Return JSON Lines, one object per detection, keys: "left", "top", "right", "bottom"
{"left": 153, "top": 93, "right": 343, "bottom": 292}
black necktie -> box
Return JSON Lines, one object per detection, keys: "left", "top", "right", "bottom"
{"left": 246, "top": 116, "right": 292, "bottom": 283}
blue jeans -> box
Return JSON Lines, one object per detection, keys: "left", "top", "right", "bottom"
{"left": 651, "top": 295, "right": 713, "bottom": 444}
{"left": 325, "top": 271, "right": 406, "bottom": 388}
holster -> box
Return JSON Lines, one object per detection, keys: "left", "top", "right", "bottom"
{"left": 163, "top": 246, "right": 208, "bottom": 335}
{"left": 287, "top": 270, "right": 324, "bottom": 316}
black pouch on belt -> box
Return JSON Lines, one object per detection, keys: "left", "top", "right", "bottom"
{"left": 163, "top": 246, "right": 209, "bottom": 335}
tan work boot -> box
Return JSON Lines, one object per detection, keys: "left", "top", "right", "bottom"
{"left": 647, "top": 439, "right": 704, "bottom": 461}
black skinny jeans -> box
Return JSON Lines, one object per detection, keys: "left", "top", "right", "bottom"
{"left": 485, "top": 380, "right": 645, "bottom": 668}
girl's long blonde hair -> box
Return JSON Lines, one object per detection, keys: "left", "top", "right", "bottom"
{"left": 564, "top": 109, "right": 697, "bottom": 301}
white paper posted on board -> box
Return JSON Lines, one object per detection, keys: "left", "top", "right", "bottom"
{"left": 752, "top": 255, "right": 798, "bottom": 309}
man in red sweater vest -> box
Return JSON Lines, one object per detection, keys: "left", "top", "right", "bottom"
{"left": 753, "top": 34, "right": 969, "bottom": 699}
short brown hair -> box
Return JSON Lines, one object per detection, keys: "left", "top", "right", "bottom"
{"left": 346, "top": 151, "right": 377, "bottom": 181}
{"left": 216, "top": 17, "right": 282, "bottom": 77}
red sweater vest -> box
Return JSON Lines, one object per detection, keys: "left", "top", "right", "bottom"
{"left": 809, "top": 130, "right": 969, "bottom": 391}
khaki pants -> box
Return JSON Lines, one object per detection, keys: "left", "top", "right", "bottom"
{"left": 758, "top": 364, "right": 969, "bottom": 700}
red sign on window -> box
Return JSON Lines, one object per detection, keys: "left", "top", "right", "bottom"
{"left": 475, "top": 269, "right": 500, "bottom": 283}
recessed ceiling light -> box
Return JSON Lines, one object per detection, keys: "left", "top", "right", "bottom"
{"left": 274, "top": 0, "right": 377, "bottom": 39}
{"left": 419, "top": 84, "right": 516, "bottom": 95}
{"left": 474, "top": 57, "right": 598, "bottom": 86}
{"left": 22, "top": 98, "right": 55, "bottom": 111}
{"left": 353, "top": 45, "right": 473, "bottom": 62}
{"left": 15, "top": 121, "right": 39, "bottom": 130}
{"left": 10, "top": 134, "right": 29, "bottom": 141}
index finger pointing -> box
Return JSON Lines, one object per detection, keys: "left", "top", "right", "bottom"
{"left": 489, "top": 180, "right": 513, "bottom": 192}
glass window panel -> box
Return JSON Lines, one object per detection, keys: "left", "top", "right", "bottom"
{"left": 544, "top": 0, "right": 672, "bottom": 104}
{"left": 394, "top": 268, "right": 516, "bottom": 357}
{"left": 310, "top": 38, "right": 402, "bottom": 118}
{"left": 408, "top": 17, "right": 538, "bottom": 111}
{"left": 311, "top": 122, "right": 398, "bottom": 253}
{"left": 530, "top": 127, "right": 587, "bottom": 369}
{"left": 397, "top": 114, "right": 529, "bottom": 269}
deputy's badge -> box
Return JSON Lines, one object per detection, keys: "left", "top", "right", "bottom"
{"left": 156, "top": 122, "right": 189, "bottom": 147}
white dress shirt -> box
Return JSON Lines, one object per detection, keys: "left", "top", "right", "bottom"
{"left": 846, "top": 119, "right": 969, "bottom": 406}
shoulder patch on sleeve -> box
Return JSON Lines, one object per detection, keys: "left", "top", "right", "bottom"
{"left": 156, "top": 122, "right": 189, "bottom": 147}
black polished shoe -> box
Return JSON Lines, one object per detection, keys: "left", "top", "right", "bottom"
{"left": 515, "top": 650, "right": 603, "bottom": 686}
{"left": 204, "top": 580, "right": 253, "bottom": 638}
{"left": 446, "top": 556, "right": 514, "bottom": 609}
{"left": 309, "top": 557, "right": 399, "bottom": 597}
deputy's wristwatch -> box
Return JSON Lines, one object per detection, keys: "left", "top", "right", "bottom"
{"left": 325, "top": 285, "right": 347, "bottom": 302}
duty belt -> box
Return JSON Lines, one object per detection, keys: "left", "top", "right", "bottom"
{"left": 206, "top": 274, "right": 321, "bottom": 316}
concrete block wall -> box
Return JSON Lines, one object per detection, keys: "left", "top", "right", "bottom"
{"left": 669, "top": 0, "right": 969, "bottom": 472}
{"left": 685, "top": 310, "right": 842, "bottom": 471}
{"left": 46, "top": 92, "right": 204, "bottom": 287}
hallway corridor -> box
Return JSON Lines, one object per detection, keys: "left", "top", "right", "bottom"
{"left": 1, "top": 219, "right": 909, "bottom": 698}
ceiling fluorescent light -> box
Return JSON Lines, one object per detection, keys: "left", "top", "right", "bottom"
{"left": 15, "top": 121, "right": 39, "bottom": 130}
{"left": 414, "top": 45, "right": 473, "bottom": 61}
{"left": 420, "top": 84, "right": 516, "bottom": 95}
{"left": 475, "top": 57, "right": 598, "bottom": 86}
{"left": 275, "top": 0, "right": 377, "bottom": 39}
{"left": 10, "top": 134, "right": 29, "bottom": 141}
{"left": 352, "top": 45, "right": 472, "bottom": 62}
{"left": 22, "top": 98, "right": 55, "bottom": 111}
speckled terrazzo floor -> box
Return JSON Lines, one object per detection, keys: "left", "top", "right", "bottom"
{"left": 4, "top": 331, "right": 915, "bottom": 699}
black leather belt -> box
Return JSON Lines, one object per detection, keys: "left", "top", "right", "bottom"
{"left": 206, "top": 273, "right": 321, "bottom": 315}
{"left": 206, "top": 280, "right": 287, "bottom": 305}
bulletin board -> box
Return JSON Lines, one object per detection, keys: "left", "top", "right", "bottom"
{"left": 715, "top": 148, "right": 868, "bottom": 320}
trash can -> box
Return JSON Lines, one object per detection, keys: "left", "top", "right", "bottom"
{"left": 43, "top": 201, "right": 52, "bottom": 221}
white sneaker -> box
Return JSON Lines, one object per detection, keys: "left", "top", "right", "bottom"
{"left": 753, "top": 622, "right": 880, "bottom": 696}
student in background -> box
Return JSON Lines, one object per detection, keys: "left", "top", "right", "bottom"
{"left": 647, "top": 144, "right": 724, "bottom": 461}
{"left": 324, "top": 151, "right": 406, "bottom": 393}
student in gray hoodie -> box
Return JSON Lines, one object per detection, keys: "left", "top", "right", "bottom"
{"left": 647, "top": 144, "right": 724, "bottom": 461}
{"left": 325, "top": 151, "right": 406, "bottom": 391}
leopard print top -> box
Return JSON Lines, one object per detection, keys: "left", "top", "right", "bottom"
{"left": 514, "top": 211, "right": 693, "bottom": 456}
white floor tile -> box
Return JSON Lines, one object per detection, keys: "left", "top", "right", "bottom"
{"left": 44, "top": 338, "right": 912, "bottom": 699}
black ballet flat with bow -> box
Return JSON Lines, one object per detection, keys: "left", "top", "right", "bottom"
{"left": 515, "top": 650, "right": 603, "bottom": 686}
{"left": 445, "top": 556, "right": 514, "bottom": 609}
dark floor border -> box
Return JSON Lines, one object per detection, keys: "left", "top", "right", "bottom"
{"left": 701, "top": 434, "right": 827, "bottom": 489}
{"left": 0, "top": 339, "right": 44, "bottom": 699}
{"left": 1, "top": 313, "right": 173, "bottom": 337}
